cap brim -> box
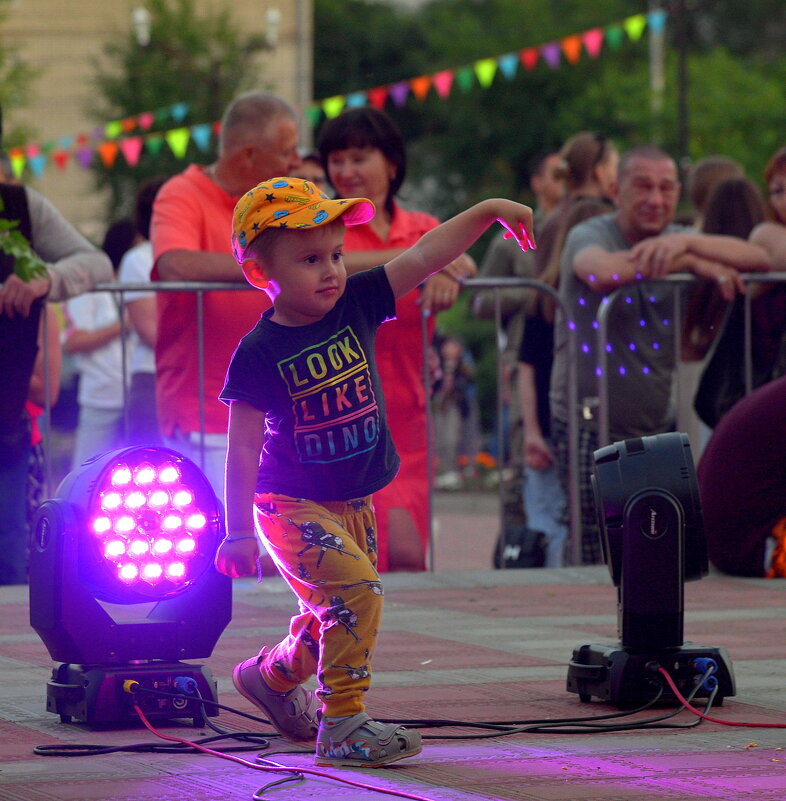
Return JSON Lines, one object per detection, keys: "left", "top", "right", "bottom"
{"left": 339, "top": 198, "right": 376, "bottom": 226}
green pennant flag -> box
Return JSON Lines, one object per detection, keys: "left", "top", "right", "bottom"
{"left": 474, "top": 58, "right": 497, "bottom": 88}
{"left": 145, "top": 133, "right": 165, "bottom": 156}
{"left": 605, "top": 24, "right": 625, "bottom": 49}
{"left": 165, "top": 127, "right": 190, "bottom": 159}
{"left": 455, "top": 66, "right": 475, "bottom": 93}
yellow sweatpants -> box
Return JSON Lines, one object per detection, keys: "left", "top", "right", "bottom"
{"left": 252, "top": 493, "right": 383, "bottom": 718}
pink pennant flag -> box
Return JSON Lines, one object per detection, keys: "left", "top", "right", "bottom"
{"left": 410, "top": 75, "right": 431, "bottom": 101}
{"left": 138, "top": 111, "right": 155, "bottom": 130}
{"left": 120, "top": 137, "right": 144, "bottom": 166}
{"left": 561, "top": 34, "right": 582, "bottom": 65}
{"left": 582, "top": 28, "right": 604, "bottom": 59}
{"left": 432, "top": 70, "right": 454, "bottom": 99}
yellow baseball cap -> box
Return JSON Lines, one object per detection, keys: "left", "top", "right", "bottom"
{"left": 231, "top": 177, "right": 375, "bottom": 263}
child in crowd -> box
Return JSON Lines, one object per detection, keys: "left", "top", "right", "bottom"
{"left": 215, "top": 177, "right": 534, "bottom": 767}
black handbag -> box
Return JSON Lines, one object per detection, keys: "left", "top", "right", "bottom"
{"left": 492, "top": 525, "right": 546, "bottom": 568}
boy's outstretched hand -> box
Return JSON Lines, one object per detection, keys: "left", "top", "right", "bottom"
{"left": 497, "top": 200, "right": 535, "bottom": 252}
{"left": 215, "top": 537, "right": 260, "bottom": 578}
{"left": 499, "top": 213, "right": 536, "bottom": 253}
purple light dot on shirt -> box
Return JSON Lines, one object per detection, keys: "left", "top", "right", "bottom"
{"left": 629, "top": 343, "right": 636, "bottom": 351}
{"left": 588, "top": 274, "right": 597, "bottom": 283}
{"left": 612, "top": 273, "right": 620, "bottom": 281}
{"left": 662, "top": 319, "right": 670, "bottom": 326}
{"left": 592, "top": 321, "right": 599, "bottom": 330}
{"left": 625, "top": 296, "right": 632, "bottom": 304}
{"left": 639, "top": 320, "right": 646, "bottom": 327}
{"left": 649, "top": 296, "right": 656, "bottom": 303}
{"left": 578, "top": 297, "right": 586, "bottom": 306}
{"left": 619, "top": 366, "right": 626, "bottom": 375}
{"left": 581, "top": 343, "right": 590, "bottom": 354}
{"left": 652, "top": 342, "right": 659, "bottom": 350}
{"left": 568, "top": 320, "right": 576, "bottom": 330}
{"left": 595, "top": 367, "right": 603, "bottom": 377}
{"left": 643, "top": 366, "right": 650, "bottom": 374}
{"left": 605, "top": 344, "right": 612, "bottom": 353}
{"left": 636, "top": 273, "right": 643, "bottom": 279}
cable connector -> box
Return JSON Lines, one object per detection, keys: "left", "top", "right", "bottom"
{"left": 123, "top": 679, "right": 141, "bottom": 694}
{"left": 174, "top": 676, "right": 198, "bottom": 695}
{"left": 693, "top": 658, "right": 718, "bottom": 692}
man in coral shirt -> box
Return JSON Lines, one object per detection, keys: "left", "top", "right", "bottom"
{"left": 151, "top": 91, "right": 302, "bottom": 495}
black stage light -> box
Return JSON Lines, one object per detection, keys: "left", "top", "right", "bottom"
{"left": 29, "top": 446, "right": 232, "bottom": 726}
{"left": 567, "top": 432, "right": 736, "bottom": 707}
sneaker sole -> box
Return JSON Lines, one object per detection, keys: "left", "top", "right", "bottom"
{"left": 314, "top": 742, "right": 422, "bottom": 768}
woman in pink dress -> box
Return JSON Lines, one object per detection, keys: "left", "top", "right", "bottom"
{"left": 318, "top": 107, "right": 475, "bottom": 571}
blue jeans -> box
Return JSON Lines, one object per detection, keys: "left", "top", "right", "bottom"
{"left": 523, "top": 457, "right": 568, "bottom": 568}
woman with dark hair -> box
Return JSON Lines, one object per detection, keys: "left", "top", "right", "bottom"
{"left": 682, "top": 176, "right": 769, "bottom": 365}
{"left": 533, "top": 131, "right": 618, "bottom": 275}
{"left": 318, "top": 106, "right": 476, "bottom": 571}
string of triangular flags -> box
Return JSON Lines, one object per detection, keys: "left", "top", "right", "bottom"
{"left": 8, "top": 10, "right": 664, "bottom": 180}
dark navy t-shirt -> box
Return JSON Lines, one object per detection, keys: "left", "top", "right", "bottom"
{"left": 220, "top": 265, "right": 400, "bottom": 502}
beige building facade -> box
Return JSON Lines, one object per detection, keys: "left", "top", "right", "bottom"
{"left": 2, "top": 0, "right": 313, "bottom": 240}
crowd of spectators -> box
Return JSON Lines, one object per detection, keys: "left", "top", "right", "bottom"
{"left": 4, "top": 88, "right": 785, "bottom": 583}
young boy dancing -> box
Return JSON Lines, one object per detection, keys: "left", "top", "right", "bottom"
{"left": 215, "top": 176, "right": 534, "bottom": 767}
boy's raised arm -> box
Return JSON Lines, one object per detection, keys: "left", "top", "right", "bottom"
{"left": 383, "top": 198, "right": 534, "bottom": 300}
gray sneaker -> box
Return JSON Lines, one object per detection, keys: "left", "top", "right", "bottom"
{"left": 232, "top": 647, "right": 319, "bottom": 742}
{"left": 315, "top": 711, "right": 422, "bottom": 767}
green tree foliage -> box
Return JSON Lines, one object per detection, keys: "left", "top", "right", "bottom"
{"left": 312, "top": 0, "right": 786, "bottom": 433}
{"left": 0, "top": 0, "right": 38, "bottom": 148}
{"left": 92, "top": 0, "right": 269, "bottom": 217}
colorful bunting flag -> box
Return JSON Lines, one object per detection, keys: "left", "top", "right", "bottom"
{"left": 432, "top": 70, "right": 454, "bottom": 98}
{"left": 11, "top": 13, "right": 664, "bottom": 178}
{"left": 474, "top": 58, "right": 498, "bottom": 88}
{"left": 410, "top": 75, "right": 431, "bottom": 101}
{"left": 120, "top": 137, "right": 143, "bottom": 167}
{"left": 165, "top": 127, "right": 190, "bottom": 159}
{"left": 561, "top": 34, "right": 582, "bottom": 65}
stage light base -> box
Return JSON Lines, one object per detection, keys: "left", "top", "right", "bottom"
{"left": 46, "top": 661, "right": 220, "bottom": 727}
{"left": 567, "top": 642, "right": 736, "bottom": 708}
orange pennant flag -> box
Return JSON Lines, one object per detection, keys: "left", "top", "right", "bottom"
{"left": 410, "top": 75, "right": 431, "bottom": 101}
{"left": 561, "top": 34, "right": 582, "bottom": 64}
{"left": 97, "top": 141, "right": 119, "bottom": 168}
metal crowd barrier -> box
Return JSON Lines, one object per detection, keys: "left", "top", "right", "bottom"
{"left": 37, "top": 271, "right": 786, "bottom": 570}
